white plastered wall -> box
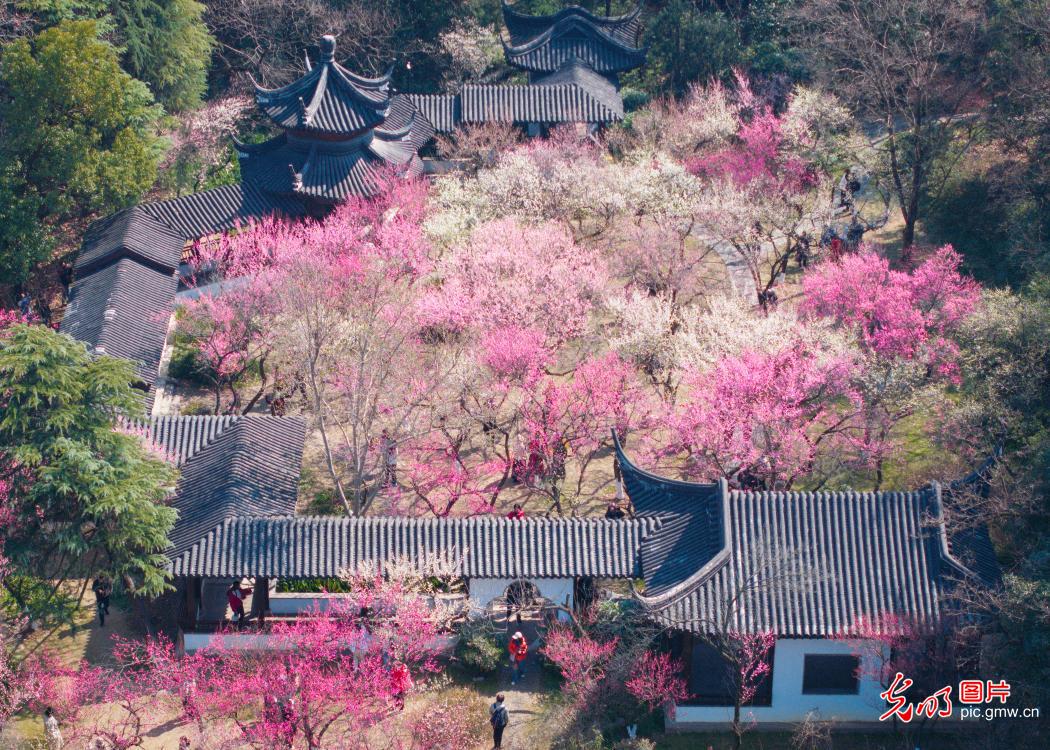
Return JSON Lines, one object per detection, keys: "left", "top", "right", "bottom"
{"left": 467, "top": 577, "right": 575, "bottom": 611}
{"left": 670, "top": 637, "right": 889, "bottom": 727}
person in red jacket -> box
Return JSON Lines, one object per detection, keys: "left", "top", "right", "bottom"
{"left": 506, "top": 504, "right": 526, "bottom": 520}
{"left": 389, "top": 662, "right": 413, "bottom": 710}
{"left": 226, "top": 581, "right": 253, "bottom": 626}
{"left": 508, "top": 631, "right": 528, "bottom": 685}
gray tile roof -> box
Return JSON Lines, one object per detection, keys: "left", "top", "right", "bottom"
{"left": 138, "top": 183, "right": 306, "bottom": 239}
{"left": 237, "top": 109, "right": 432, "bottom": 203}
{"left": 944, "top": 452, "right": 1002, "bottom": 586}
{"left": 502, "top": 2, "right": 643, "bottom": 49}
{"left": 613, "top": 434, "right": 993, "bottom": 636}
{"left": 406, "top": 94, "right": 459, "bottom": 134}
{"left": 501, "top": 7, "right": 647, "bottom": 75}
{"left": 168, "top": 416, "right": 306, "bottom": 560}
{"left": 74, "top": 206, "right": 188, "bottom": 275}
{"left": 460, "top": 82, "right": 621, "bottom": 124}
{"left": 142, "top": 415, "right": 241, "bottom": 465}
{"left": 60, "top": 258, "right": 178, "bottom": 385}
{"left": 66, "top": 183, "right": 307, "bottom": 392}
{"left": 169, "top": 514, "right": 657, "bottom": 579}
{"left": 255, "top": 35, "right": 391, "bottom": 136}
{"left": 532, "top": 59, "right": 624, "bottom": 117}
{"left": 407, "top": 69, "right": 622, "bottom": 133}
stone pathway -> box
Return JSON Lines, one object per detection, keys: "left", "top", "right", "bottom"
{"left": 486, "top": 612, "right": 547, "bottom": 749}
{"left": 710, "top": 237, "right": 757, "bottom": 302}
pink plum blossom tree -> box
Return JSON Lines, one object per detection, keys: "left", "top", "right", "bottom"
{"left": 419, "top": 217, "right": 607, "bottom": 348}
{"left": 801, "top": 245, "right": 981, "bottom": 486}
{"left": 625, "top": 650, "right": 690, "bottom": 720}
{"left": 664, "top": 343, "right": 865, "bottom": 489}
{"left": 541, "top": 625, "right": 619, "bottom": 709}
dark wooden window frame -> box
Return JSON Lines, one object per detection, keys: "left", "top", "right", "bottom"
{"left": 801, "top": 653, "right": 861, "bottom": 695}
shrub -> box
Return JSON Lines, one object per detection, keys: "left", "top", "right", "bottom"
{"left": 612, "top": 740, "right": 656, "bottom": 750}
{"left": 455, "top": 618, "right": 504, "bottom": 674}
{"left": 177, "top": 398, "right": 213, "bottom": 415}
{"left": 275, "top": 577, "right": 351, "bottom": 594}
{"left": 620, "top": 88, "right": 650, "bottom": 113}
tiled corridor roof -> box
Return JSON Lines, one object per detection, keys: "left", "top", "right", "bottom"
{"left": 61, "top": 258, "right": 177, "bottom": 385}
{"left": 170, "top": 514, "right": 657, "bottom": 579}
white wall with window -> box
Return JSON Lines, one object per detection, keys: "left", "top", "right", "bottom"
{"left": 466, "top": 577, "right": 575, "bottom": 612}
{"left": 669, "top": 637, "right": 889, "bottom": 727}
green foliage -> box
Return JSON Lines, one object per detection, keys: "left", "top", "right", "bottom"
{"left": 0, "top": 19, "right": 163, "bottom": 286}
{"left": 620, "top": 87, "right": 649, "bottom": 113}
{"left": 275, "top": 577, "right": 352, "bottom": 593}
{"left": 624, "top": 0, "right": 801, "bottom": 95}
{"left": 166, "top": 329, "right": 213, "bottom": 387}
{"left": 113, "top": 0, "right": 214, "bottom": 111}
{"left": 0, "top": 325, "right": 179, "bottom": 608}
{"left": 925, "top": 153, "right": 1022, "bottom": 288}
{"left": 455, "top": 617, "right": 504, "bottom": 674}
{"left": 0, "top": 574, "right": 81, "bottom": 627}
{"left": 13, "top": 0, "right": 109, "bottom": 28}
{"left": 983, "top": 555, "right": 1050, "bottom": 725}
{"left": 0, "top": 171, "right": 52, "bottom": 288}
{"left": 633, "top": 1, "right": 745, "bottom": 94}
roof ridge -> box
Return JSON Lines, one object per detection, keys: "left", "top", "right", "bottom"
{"left": 611, "top": 430, "right": 719, "bottom": 493}
{"left": 926, "top": 481, "right": 983, "bottom": 583}
{"left": 502, "top": 15, "right": 645, "bottom": 57}
{"left": 502, "top": 1, "right": 643, "bottom": 31}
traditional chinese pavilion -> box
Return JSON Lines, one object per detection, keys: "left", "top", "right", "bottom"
{"left": 409, "top": 2, "right": 647, "bottom": 136}
{"left": 237, "top": 35, "right": 434, "bottom": 205}
{"left": 62, "top": 37, "right": 433, "bottom": 407}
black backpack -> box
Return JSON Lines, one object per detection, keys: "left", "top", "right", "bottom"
{"left": 491, "top": 705, "right": 509, "bottom": 728}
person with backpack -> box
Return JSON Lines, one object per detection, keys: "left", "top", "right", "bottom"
{"left": 489, "top": 693, "right": 509, "bottom": 749}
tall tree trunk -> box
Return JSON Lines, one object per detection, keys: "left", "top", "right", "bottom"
{"left": 733, "top": 698, "right": 743, "bottom": 749}
{"left": 307, "top": 353, "right": 352, "bottom": 515}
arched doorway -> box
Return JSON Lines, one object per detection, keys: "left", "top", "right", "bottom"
{"left": 504, "top": 579, "right": 540, "bottom": 614}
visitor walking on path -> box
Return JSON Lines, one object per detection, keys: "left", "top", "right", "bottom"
{"left": 389, "top": 661, "right": 413, "bottom": 710}
{"left": 43, "top": 707, "right": 62, "bottom": 750}
{"left": 91, "top": 573, "right": 112, "bottom": 627}
{"left": 506, "top": 503, "right": 526, "bottom": 520}
{"left": 489, "top": 693, "right": 509, "bottom": 749}
{"left": 508, "top": 631, "right": 528, "bottom": 685}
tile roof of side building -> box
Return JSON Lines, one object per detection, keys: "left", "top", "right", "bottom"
{"left": 60, "top": 258, "right": 178, "bottom": 386}
{"left": 150, "top": 416, "right": 307, "bottom": 562}
{"left": 62, "top": 183, "right": 308, "bottom": 394}
{"left": 501, "top": 2, "right": 644, "bottom": 48}
{"left": 612, "top": 433, "right": 998, "bottom": 637}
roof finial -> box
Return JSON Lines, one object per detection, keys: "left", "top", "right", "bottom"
{"left": 288, "top": 164, "right": 303, "bottom": 192}
{"left": 320, "top": 35, "right": 336, "bottom": 63}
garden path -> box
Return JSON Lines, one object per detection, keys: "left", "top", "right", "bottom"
{"left": 490, "top": 612, "right": 547, "bottom": 749}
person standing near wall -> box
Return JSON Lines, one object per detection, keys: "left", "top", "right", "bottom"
{"left": 508, "top": 631, "right": 528, "bottom": 685}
